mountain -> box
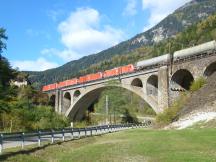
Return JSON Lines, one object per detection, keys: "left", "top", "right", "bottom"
{"left": 26, "top": 0, "right": 216, "bottom": 88}
{"left": 132, "top": 0, "right": 216, "bottom": 45}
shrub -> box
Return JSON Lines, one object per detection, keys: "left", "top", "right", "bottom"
{"left": 156, "top": 93, "right": 189, "bottom": 126}
{"left": 73, "top": 121, "right": 89, "bottom": 128}
{"left": 121, "top": 108, "right": 139, "bottom": 124}
{"left": 190, "top": 77, "right": 206, "bottom": 92}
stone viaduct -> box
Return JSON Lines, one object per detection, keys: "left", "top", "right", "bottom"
{"left": 47, "top": 51, "right": 216, "bottom": 121}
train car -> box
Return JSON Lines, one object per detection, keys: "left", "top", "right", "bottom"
{"left": 103, "top": 68, "right": 120, "bottom": 78}
{"left": 120, "top": 64, "right": 135, "bottom": 74}
{"left": 65, "top": 78, "right": 78, "bottom": 86}
{"left": 86, "top": 72, "right": 103, "bottom": 82}
{"left": 173, "top": 40, "right": 216, "bottom": 61}
{"left": 136, "top": 54, "right": 170, "bottom": 70}
{"left": 78, "top": 76, "right": 88, "bottom": 84}
{"left": 58, "top": 81, "right": 67, "bottom": 88}
{"left": 42, "top": 85, "right": 49, "bottom": 92}
{"left": 42, "top": 83, "right": 57, "bottom": 92}
{"left": 50, "top": 83, "right": 57, "bottom": 90}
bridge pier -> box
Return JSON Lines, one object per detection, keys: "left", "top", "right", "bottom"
{"left": 158, "top": 66, "right": 169, "bottom": 112}
{"left": 55, "top": 90, "right": 59, "bottom": 112}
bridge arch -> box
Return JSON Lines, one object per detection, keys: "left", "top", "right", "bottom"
{"left": 171, "top": 69, "right": 194, "bottom": 90}
{"left": 74, "top": 90, "right": 81, "bottom": 98}
{"left": 131, "top": 78, "right": 143, "bottom": 87}
{"left": 62, "top": 92, "right": 71, "bottom": 113}
{"left": 48, "top": 95, "right": 55, "bottom": 108}
{"left": 204, "top": 61, "right": 216, "bottom": 77}
{"left": 146, "top": 75, "right": 158, "bottom": 96}
{"left": 65, "top": 84, "right": 158, "bottom": 121}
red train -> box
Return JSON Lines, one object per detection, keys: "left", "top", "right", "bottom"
{"left": 42, "top": 83, "right": 58, "bottom": 91}
{"left": 42, "top": 64, "right": 135, "bottom": 92}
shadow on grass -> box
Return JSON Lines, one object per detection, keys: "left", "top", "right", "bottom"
{"left": 0, "top": 141, "right": 68, "bottom": 161}
{"left": 0, "top": 135, "right": 102, "bottom": 161}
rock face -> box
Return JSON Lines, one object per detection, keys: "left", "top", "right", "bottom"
{"left": 180, "top": 72, "right": 216, "bottom": 115}
{"left": 167, "top": 72, "right": 216, "bottom": 130}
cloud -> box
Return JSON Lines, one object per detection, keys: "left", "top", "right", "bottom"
{"left": 12, "top": 57, "right": 59, "bottom": 71}
{"left": 47, "top": 9, "right": 64, "bottom": 21}
{"left": 142, "top": 0, "right": 191, "bottom": 31}
{"left": 123, "top": 0, "right": 138, "bottom": 16}
{"left": 41, "top": 48, "right": 78, "bottom": 61}
{"left": 56, "top": 7, "right": 124, "bottom": 60}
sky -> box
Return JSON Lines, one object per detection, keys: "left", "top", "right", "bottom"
{"left": 0, "top": 0, "right": 190, "bottom": 71}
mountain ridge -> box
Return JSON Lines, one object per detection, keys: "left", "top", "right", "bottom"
{"left": 26, "top": 0, "right": 216, "bottom": 88}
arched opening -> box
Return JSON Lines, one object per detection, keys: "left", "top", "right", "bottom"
{"left": 171, "top": 69, "right": 194, "bottom": 90}
{"left": 63, "top": 92, "right": 71, "bottom": 113}
{"left": 67, "top": 86, "right": 156, "bottom": 122}
{"left": 146, "top": 75, "right": 158, "bottom": 96}
{"left": 131, "top": 78, "right": 143, "bottom": 87}
{"left": 204, "top": 62, "right": 216, "bottom": 77}
{"left": 48, "top": 95, "right": 55, "bottom": 108}
{"left": 74, "top": 90, "right": 81, "bottom": 98}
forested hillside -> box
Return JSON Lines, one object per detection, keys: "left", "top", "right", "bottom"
{"left": 26, "top": 0, "right": 216, "bottom": 88}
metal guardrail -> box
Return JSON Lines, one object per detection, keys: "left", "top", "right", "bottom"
{"left": 0, "top": 123, "right": 150, "bottom": 154}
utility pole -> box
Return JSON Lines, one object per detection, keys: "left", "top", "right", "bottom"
{"left": 105, "top": 95, "right": 109, "bottom": 124}
{"left": 169, "top": 42, "right": 173, "bottom": 75}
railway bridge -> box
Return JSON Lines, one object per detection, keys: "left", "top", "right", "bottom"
{"left": 46, "top": 42, "right": 216, "bottom": 121}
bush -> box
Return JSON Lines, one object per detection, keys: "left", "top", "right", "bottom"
{"left": 0, "top": 105, "right": 69, "bottom": 132}
{"left": 121, "top": 108, "right": 139, "bottom": 124}
{"left": 156, "top": 93, "right": 188, "bottom": 126}
{"left": 73, "top": 121, "right": 89, "bottom": 128}
{"left": 190, "top": 77, "right": 206, "bottom": 92}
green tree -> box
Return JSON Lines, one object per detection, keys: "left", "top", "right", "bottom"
{"left": 0, "top": 57, "right": 16, "bottom": 87}
{"left": 0, "top": 28, "right": 7, "bottom": 58}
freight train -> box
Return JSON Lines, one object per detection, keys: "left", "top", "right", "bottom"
{"left": 42, "top": 40, "right": 216, "bottom": 92}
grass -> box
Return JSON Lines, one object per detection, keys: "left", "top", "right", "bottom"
{"left": 1, "top": 128, "right": 216, "bottom": 162}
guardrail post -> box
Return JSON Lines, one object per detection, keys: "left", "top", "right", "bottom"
{"left": 71, "top": 128, "right": 73, "bottom": 139}
{"left": 62, "top": 129, "right": 65, "bottom": 141}
{"left": 84, "top": 128, "right": 87, "bottom": 137}
{"left": 99, "top": 126, "right": 101, "bottom": 135}
{"left": 0, "top": 134, "right": 3, "bottom": 154}
{"left": 96, "top": 127, "right": 98, "bottom": 135}
{"left": 90, "top": 128, "right": 93, "bottom": 136}
{"left": 104, "top": 126, "right": 106, "bottom": 133}
{"left": 78, "top": 128, "right": 80, "bottom": 138}
{"left": 21, "top": 132, "right": 25, "bottom": 149}
{"left": 100, "top": 127, "right": 102, "bottom": 134}
{"left": 51, "top": 129, "right": 54, "bottom": 144}
{"left": 38, "top": 131, "right": 41, "bottom": 147}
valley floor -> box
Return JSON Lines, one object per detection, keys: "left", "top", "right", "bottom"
{"left": 1, "top": 128, "right": 216, "bottom": 162}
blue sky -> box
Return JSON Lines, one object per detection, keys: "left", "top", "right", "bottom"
{"left": 0, "top": 0, "right": 190, "bottom": 71}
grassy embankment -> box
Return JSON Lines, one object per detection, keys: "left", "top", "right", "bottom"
{"left": 1, "top": 128, "right": 216, "bottom": 162}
